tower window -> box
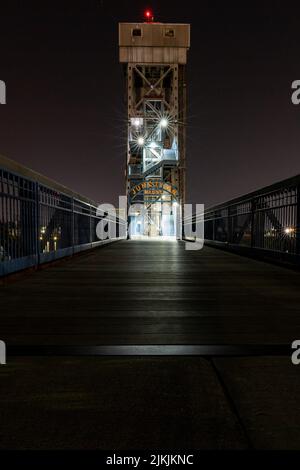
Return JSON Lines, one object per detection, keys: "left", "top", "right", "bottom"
{"left": 164, "top": 29, "right": 175, "bottom": 38}
{"left": 132, "top": 28, "right": 142, "bottom": 37}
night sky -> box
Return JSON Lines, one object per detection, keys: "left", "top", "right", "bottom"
{"left": 0, "top": 1, "right": 299, "bottom": 207}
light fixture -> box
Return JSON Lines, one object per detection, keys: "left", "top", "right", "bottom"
{"left": 160, "top": 118, "right": 168, "bottom": 128}
{"left": 137, "top": 136, "right": 145, "bottom": 146}
{"left": 131, "top": 117, "right": 143, "bottom": 128}
{"left": 285, "top": 227, "right": 294, "bottom": 235}
{"left": 144, "top": 9, "right": 154, "bottom": 22}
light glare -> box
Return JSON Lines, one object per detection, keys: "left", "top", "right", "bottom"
{"left": 160, "top": 118, "right": 168, "bottom": 128}
{"left": 132, "top": 117, "right": 143, "bottom": 128}
{"left": 285, "top": 227, "right": 294, "bottom": 235}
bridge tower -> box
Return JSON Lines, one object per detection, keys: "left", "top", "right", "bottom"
{"left": 119, "top": 12, "right": 190, "bottom": 239}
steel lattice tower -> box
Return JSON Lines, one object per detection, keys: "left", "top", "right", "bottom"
{"left": 119, "top": 15, "right": 190, "bottom": 239}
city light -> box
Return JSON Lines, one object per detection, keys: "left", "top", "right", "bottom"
{"left": 285, "top": 227, "right": 295, "bottom": 235}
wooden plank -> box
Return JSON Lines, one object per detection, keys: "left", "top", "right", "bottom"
{"left": 1, "top": 240, "right": 300, "bottom": 345}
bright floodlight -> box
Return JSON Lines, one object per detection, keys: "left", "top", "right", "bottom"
{"left": 160, "top": 118, "right": 168, "bottom": 128}
{"left": 132, "top": 117, "right": 143, "bottom": 128}
{"left": 137, "top": 137, "right": 145, "bottom": 146}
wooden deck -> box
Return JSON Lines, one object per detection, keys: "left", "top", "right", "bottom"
{"left": 1, "top": 240, "right": 300, "bottom": 346}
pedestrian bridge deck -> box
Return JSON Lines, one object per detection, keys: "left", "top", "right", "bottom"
{"left": 1, "top": 240, "right": 300, "bottom": 346}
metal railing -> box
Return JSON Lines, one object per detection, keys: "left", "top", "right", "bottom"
{"left": 185, "top": 175, "right": 300, "bottom": 265}
{"left": 0, "top": 155, "right": 126, "bottom": 276}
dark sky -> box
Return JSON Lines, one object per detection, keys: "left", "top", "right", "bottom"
{"left": 0, "top": 1, "right": 299, "bottom": 207}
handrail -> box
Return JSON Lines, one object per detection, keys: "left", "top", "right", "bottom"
{"left": 184, "top": 174, "right": 300, "bottom": 264}
{"left": 0, "top": 155, "right": 126, "bottom": 276}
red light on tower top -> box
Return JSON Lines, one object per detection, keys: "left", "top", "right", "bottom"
{"left": 144, "top": 9, "right": 154, "bottom": 22}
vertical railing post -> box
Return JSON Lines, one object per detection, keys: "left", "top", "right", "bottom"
{"left": 35, "top": 182, "right": 40, "bottom": 267}
{"left": 90, "top": 204, "right": 92, "bottom": 248}
{"left": 227, "top": 207, "right": 230, "bottom": 243}
{"left": 250, "top": 198, "right": 256, "bottom": 249}
{"left": 72, "top": 197, "right": 75, "bottom": 256}
{"left": 229, "top": 205, "right": 237, "bottom": 244}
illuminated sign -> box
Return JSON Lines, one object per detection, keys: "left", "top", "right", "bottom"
{"left": 131, "top": 180, "right": 178, "bottom": 199}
